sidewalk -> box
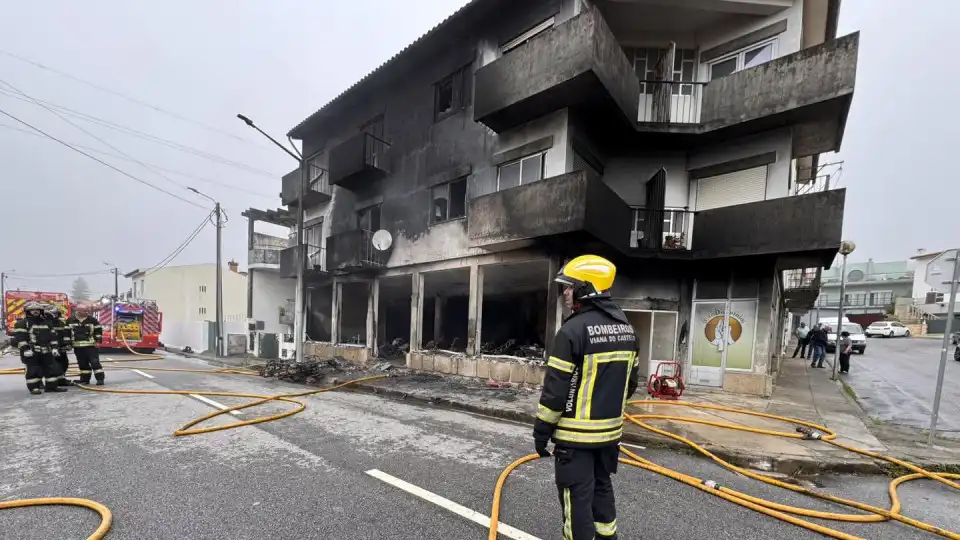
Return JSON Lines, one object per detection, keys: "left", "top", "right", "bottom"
{"left": 183, "top": 349, "right": 960, "bottom": 475}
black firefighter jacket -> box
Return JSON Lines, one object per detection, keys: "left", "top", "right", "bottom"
{"left": 534, "top": 297, "right": 640, "bottom": 448}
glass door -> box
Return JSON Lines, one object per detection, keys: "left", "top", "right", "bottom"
{"left": 690, "top": 302, "right": 727, "bottom": 387}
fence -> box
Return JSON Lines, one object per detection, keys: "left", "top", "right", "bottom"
{"left": 637, "top": 80, "right": 705, "bottom": 124}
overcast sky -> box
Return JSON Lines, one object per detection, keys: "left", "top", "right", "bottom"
{"left": 0, "top": 0, "right": 955, "bottom": 298}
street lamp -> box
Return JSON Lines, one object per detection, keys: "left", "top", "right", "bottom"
{"left": 236, "top": 113, "right": 306, "bottom": 364}
{"left": 831, "top": 240, "right": 856, "bottom": 381}
{"left": 188, "top": 187, "right": 224, "bottom": 358}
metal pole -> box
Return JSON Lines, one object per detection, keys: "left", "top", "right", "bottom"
{"left": 113, "top": 268, "right": 119, "bottom": 298}
{"left": 215, "top": 202, "right": 224, "bottom": 357}
{"left": 1, "top": 272, "right": 6, "bottom": 324}
{"left": 294, "top": 159, "right": 305, "bottom": 363}
{"left": 831, "top": 254, "right": 848, "bottom": 380}
{"left": 928, "top": 249, "right": 960, "bottom": 446}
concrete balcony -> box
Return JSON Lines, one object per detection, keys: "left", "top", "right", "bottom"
{"left": 248, "top": 247, "right": 282, "bottom": 270}
{"left": 473, "top": 5, "right": 638, "bottom": 133}
{"left": 328, "top": 133, "right": 390, "bottom": 190}
{"left": 278, "top": 245, "right": 329, "bottom": 281}
{"left": 325, "top": 230, "right": 390, "bottom": 274}
{"left": 281, "top": 167, "right": 332, "bottom": 208}
{"left": 691, "top": 189, "right": 846, "bottom": 267}
{"left": 467, "top": 170, "right": 632, "bottom": 255}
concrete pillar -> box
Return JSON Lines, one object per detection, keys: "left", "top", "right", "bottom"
{"left": 246, "top": 269, "right": 254, "bottom": 320}
{"left": 331, "top": 279, "right": 341, "bottom": 344}
{"left": 467, "top": 264, "right": 483, "bottom": 355}
{"left": 434, "top": 294, "right": 445, "bottom": 343}
{"left": 410, "top": 272, "right": 424, "bottom": 351}
{"left": 377, "top": 281, "right": 387, "bottom": 348}
{"left": 544, "top": 257, "right": 562, "bottom": 359}
{"left": 368, "top": 279, "right": 379, "bottom": 355}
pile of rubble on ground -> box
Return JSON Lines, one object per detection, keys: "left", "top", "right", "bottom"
{"left": 422, "top": 337, "right": 465, "bottom": 352}
{"left": 378, "top": 337, "right": 409, "bottom": 360}
{"left": 257, "top": 355, "right": 361, "bottom": 384}
{"left": 479, "top": 338, "right": 544, "bottom": 359}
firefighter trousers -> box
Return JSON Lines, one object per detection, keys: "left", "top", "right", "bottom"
{"left": 22, "top": 352, "right": 60, "bottom": 391}
{"left": 75, "top": 347, "right": 104, "bottom": 383}
{"left": 54, "top": 349, "right": 70, "bottom": 384}
{"left": 554, "top": 444, "right": 620, "bottom": 540}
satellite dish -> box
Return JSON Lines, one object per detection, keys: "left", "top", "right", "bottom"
{"left": 371, "top": 229, "right": 393, "bottom": 251}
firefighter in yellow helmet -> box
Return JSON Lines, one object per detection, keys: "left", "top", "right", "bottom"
{"left": 534, "top": 255, "right": 639, "bottom": 540}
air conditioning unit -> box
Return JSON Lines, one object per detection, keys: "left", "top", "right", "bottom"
{"left": 247, "top": 319, "right": 264, "bottom": 331}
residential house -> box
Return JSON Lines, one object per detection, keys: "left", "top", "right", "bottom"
{"left": 805, "top": 258, "right": 914, "bottom": 328}
{"left": 245, "top": 0, "right": 857, "bottom": 396}
{"left": 907, "top": 249, "right": 960, "bottom": 333}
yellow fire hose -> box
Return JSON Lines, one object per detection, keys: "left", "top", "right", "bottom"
{"left": 488, "top": 400, "right": 960, "bottom": 540}
{"left": 0, "top": 334, "right": 387, "bottom": 538}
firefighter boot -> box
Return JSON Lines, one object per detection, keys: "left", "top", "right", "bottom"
{"left": 95, "top": 371, "right": 105, "bottom": 385}
{"left": 29, "top": 388, "right": 43, "bottom": 395}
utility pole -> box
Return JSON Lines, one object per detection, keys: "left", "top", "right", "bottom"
{"left": 189, "top": 187, "right": 224, "bottom": 357}
{"left": 113, "top": 267, "right": 119, "bottom": 298}
{"left": 1, "top": 271, "right": 7, "bottom": 325}
{"left": 237, "top": 114, "right": 306, "bottom": 363}
{"left": 927, "top": 249, "right": 960, "bottom": 446}
{"left": 831, "top": 241, "right": 856, "bottom": 381}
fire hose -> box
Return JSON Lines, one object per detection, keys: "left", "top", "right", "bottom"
{"left": 490, "top": 401, "right": 960, "bottom": 540}
{"left": 2, "top": 337, "right": 959, "bottom": 539}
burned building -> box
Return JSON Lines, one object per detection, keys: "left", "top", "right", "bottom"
{"left": 246, "top": 0, "right": 857, "bottom": 396}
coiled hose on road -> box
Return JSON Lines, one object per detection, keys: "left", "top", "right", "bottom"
{"left": 3, "top": 341, "right": 959, "bottom": 539}
{"left": 490, "top": 401, "right": 960, "bottom": 540}
{"left": 0, "top": 338, "right": 386, "bottom": 539}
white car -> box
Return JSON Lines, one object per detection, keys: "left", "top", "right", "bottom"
{"left": 865, "top": 321, "right": 911, "bottom": 338}
{"left": 827, "top": 323, "right": 867, "bottom": 354}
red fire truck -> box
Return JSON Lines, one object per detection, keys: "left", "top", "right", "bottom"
{"left": 4, "top": 290, "right": 71, "bottom": 332}
{"left": 90, "top": 299, "right": 162, "bottom": 353}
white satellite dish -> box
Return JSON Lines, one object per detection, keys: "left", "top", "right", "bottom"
{"left": 371, "top": 229, "right": 393, "bottom": 251}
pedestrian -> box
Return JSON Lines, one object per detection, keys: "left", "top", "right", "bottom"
{"left": 534, "top": 254, "right": 639, "bottom": 540}
{"left": 792, "top": 322, "right": 810, "bottom": 359}
{"left": 66, "top": 303, "right": 105, "bottom": 385}
{"left": 46, "top": 305, "right": 74, "bottom": 387}
{"left": 810, "top": 323, "right": 828, "bottom": 368}
{"left": 9, "top": 301, "right": 67, "bottom": 394}
{"left": 838, "top": 330, "right": 852, "bottom": 374}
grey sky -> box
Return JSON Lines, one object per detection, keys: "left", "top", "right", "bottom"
{"left": 0, "top": 0, "right": 955, "bottom": 299}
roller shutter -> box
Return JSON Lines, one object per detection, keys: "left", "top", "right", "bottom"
{"left": 695, "top": 166, "right": 768, "bottom": 211}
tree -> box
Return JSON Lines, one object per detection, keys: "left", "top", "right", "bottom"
{"left": 71, "top": 277, "right": 91, "bottom": 302}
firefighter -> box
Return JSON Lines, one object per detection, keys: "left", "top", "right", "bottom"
{"left": 533, "top": 255, "right": 639, "bottom": 540}
{"left": 47, "top": 305, "right": 75, "bottom": 386}
{"left": 67, "top": 303, "right": 105, "bottom": 385}
{"left": 10, "top": 301, "right": 67, "bottom": 394}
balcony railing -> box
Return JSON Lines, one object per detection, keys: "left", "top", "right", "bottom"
{"left": 629, "top": 208, "right": 693, "bottom": 250}
{"left": 248, "top": 247, "right": 281, "bottom": 266}
{"left": 326, "top": 229, "right": 389, "bottom": 272}
{"left": 784, "top": 268, "right": 821, "bottom": 290}
{"left": 328, "top": 132, "right": 391, "bottom": 189}
{"left": 820, "top": 271, "right": 913, "bottom": 285}
{"left": 637, "top": 80, "right": 705, "bottom": 124}
{"left": 306, "top": 244, "right": 326, "bottom": 272}
{"left": 815, "top": 294, "right": 894, "bottom": 308}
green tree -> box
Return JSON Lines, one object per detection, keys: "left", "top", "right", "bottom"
{"left": 71, "top": 276, "right": 91, "bottom": 301}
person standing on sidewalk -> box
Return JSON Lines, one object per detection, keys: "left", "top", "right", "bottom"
{"left": 810, "top": 324, "right": 829, "bottom": 368}
{"left": 792, "top": 322, "right": 810, "bottom": 359}
{"left": 838, "top": 330, "right": 852, "bottom": 374}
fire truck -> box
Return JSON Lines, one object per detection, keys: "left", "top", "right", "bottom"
{"left": 4, "top": 290, "right": 71, "bottom": 332}
{"left": 90, "top": 299, "right": 163, "bottom": 353}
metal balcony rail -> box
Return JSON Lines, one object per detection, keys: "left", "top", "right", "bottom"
{"left": 784, "top": 268, "right": 821, "bottom": 289}
{"left": 815, "top": 294, "right": 894, "bottom": 308}
{"left": 362, "top": 133, "right": 390, "bottom": 170}
{"left": 630, "top": 208, "right": 693, "bottom": 250}
{"left": 820, "top": 271, "right": 913, "bottom": 285}
{"left": 358, "top": 229, "right": 388, "bottom": 267}
{"left": 306, "top": 244, "right": 326, "bottom": 272}
{"left": 307, "top": 161, "right": 332, "bottom": 197}
{"left": 637, "top": 80, "right": 705, "bottom": 124}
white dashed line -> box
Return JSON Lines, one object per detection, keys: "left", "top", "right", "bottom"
{"left": 365, "top": 469, "right": 542, "bottom": 540}
{"left": 131, "top": 369, "right": 155, "bottom": 379}
{"left": 189, "top": 394, "right": 242, "bottom": 416}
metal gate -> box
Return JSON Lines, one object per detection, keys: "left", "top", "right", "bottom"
{"left": 258, "top": 332, "right": 279, "bottom": 360}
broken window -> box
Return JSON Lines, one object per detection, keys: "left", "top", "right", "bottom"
{"left": 357, "top": 204, "right": 381, "bottom": 231}
{"left": 434, "top": 67, "right": 468, "bottom": 122}
{"left": 431, "top": 177, "right": 467, "bottom": 223}
{"left": 377, "top": 275, "right": 412, "bottom": 360}
{"left": 497, "top": 152, "right": 544, "bottom": 191}
{"left": 339, "top": 282, "right": 369, "bottom": 345}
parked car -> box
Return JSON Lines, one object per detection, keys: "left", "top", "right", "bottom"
{"left": 826, "top": 323, "right": 867, "bottom": 354}
{"left": 865, "top": 321, "right": 911, "bottom": 338}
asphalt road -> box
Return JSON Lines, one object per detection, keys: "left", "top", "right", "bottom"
{"left": 1, "top": 351, "right": 958, "bottom": 539}
{"left": 841, "top": 336, "right": 960, "bottom": 436}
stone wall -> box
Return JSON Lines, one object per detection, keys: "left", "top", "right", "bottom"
{"left": 407, "top": 350, "right": 546, "bottom": 385}
{"left": 304, "top": 342, "right": 372, "bottom": 366}
{"left": 722, "top": 371, "right": 773, "bottom": 397}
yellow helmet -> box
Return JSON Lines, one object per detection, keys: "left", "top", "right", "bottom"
{"left": 555, "top": 255, "right": 616, "bottom": 299}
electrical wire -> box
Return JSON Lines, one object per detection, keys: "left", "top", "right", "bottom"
{"left": 0, "top": 107, "right": 209, "bottom": 211}
{"left": 0, "top": 88, "right": 278, "bottom": 178}
{"left": 0, "top": 123, "right": 278, "bottom": 201}
{"left": 0, "top": 48, "right": 269, "bottom": 150}
{"left": 7, "top": 270, "right": 112, "bottom": 279}
{"left": 145, "top": 211, "right": 214, "bottom": 275}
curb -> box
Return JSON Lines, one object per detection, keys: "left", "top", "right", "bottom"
{"left": 346, "top": 380, "right": 887, "bottom": 476}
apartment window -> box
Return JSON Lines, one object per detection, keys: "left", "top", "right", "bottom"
{"left": 304, "top": 222, "right": 323, "bottom": 249}
{"left": 630, "top": 47, "right": 697, "bottom": 95}
{"left": 358, "top": 204, "right": 381, "bottom": 231}
{"left": 199, "top": 285, "right": 207, "bottom": 293}
{"left": 199, "top": 307, "right": 207, "bottom": 316}
{"left": 501, "top": 17, "right": 555, "bottom": 53}
{"left": 434, "top": 67, "right": 468, "bottom": 122}
{"left": 497, "top": 152, "right": 545, "bottom": 191}
{"left": 709, "top": 39, "right": 776, "bottom": 81}
{"left": 431, "top": 178, "right": 468, "bottom": 223}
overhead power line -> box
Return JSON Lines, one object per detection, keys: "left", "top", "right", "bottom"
{"left": 146, "top": 211, "right": 214, "bottom": 275}
{"left": 0, "top": 123, "right": 278, "bottom": 201}
{"left": 0, "top": 106, "right": 209, "bottom": 210}
{"left": 8, "top": 270, "right": 112, "bottom": 279}
{"left": 0, "top": 87, "right": 278, "bottom": 178}
{"left": 0, "top": 49, "right": 269, "bottom": 150}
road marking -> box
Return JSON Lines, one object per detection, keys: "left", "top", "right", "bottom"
{"left": 105, "top": 357, "right": 116, "bottom": 362}
{"left": 189, "top": 394, "right": 242, "bottom": 416}
{"left": 365, "top": 469, "right": 542, "bottom": 540}
{"left": 131, "top": 369, "right": 155, "bottom": 379}
{"left": 621, "top": 442, "right": 646, "bottom": 451}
